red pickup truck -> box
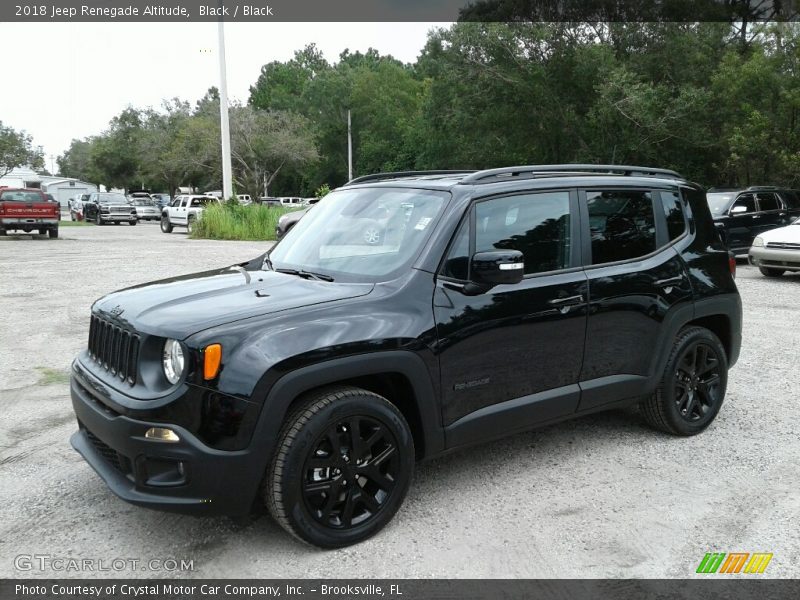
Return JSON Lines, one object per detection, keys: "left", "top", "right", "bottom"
{"left": 0, "top": 188, "right": 60, "bottom": 238}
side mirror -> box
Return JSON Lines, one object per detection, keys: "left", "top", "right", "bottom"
{"left": 730, "top": 205, "right": 748, "bottom": 214}
{"left": 471, "top": 250, "right": 525, "bottom": 286}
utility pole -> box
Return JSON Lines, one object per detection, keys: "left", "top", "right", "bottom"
{"left": 217, "top": 13, "right": 233, "bottom": 200}
{"left": 347, "top": 108, "right": 353, "bottom": 181}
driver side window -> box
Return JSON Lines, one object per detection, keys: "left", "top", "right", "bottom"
{"left": 731, "top": 194, "right": 756, "bottom": 214}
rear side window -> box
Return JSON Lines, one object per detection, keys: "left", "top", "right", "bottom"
{"left": 475, "top": 191, "right": 572, "bottom": 275}
{"left": 756, "top": 193, "right": 781, "bottom": 212}
{"left": 0, "top": 191, "right": 44, "bottom": 202}
{"left": 587, "top": 190, "right": 656, "bottom": 265}
{"left": 660, "top": 191, "right": 687, "bottom": 241}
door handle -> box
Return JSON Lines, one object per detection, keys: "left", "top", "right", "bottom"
{"left": 655, "top": 275, "right": 684, "bottom": 288}
{"left": 548, "top": 294, "right": 584, "bottom": 307}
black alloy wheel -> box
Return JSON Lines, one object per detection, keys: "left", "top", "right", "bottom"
{"left": 302, "top": 415, "right": 400, "bottom": 530}
{"left": 640, "top": 326, "right": 728, "bottom": 436}
{"left": 673, "top": 342, "right": 722, "bottom": 423}
{"left": 265, "top": 387, "right": 414, "bottom": 548}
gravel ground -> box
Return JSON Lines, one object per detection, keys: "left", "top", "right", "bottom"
{"left": 0, "top": 222, "right": 798, "bottom": 579}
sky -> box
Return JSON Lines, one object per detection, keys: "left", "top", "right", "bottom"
{"left": 0, "top": 22, "right": 447, "bottom": 173}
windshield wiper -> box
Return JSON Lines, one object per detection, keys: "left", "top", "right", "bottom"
{"left": 275, "top": 268, "right": 334, "bottom": 282}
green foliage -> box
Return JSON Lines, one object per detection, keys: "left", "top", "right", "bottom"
{"left": 315, "top": 183, "right": 331, "bottom": 198}
{"left": 0, "top": 121, "right": 44, "bottom": 178}
{"left": 191, "top": 203, "right": 296, "bottom": 241}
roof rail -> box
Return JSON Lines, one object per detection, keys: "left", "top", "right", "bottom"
{"left": 460, "top": 164, "right": 684, "bottom": 183}
{"left": 345, "top": 170, "right": 477, "bottom": 186}
{"left": 746, "top": 185, "right": 779, "bottom": 191}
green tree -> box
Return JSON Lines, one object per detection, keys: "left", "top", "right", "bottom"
{"left": 0, "top": 122, "right": 44, "bottom": 178}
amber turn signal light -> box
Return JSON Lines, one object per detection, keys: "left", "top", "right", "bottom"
{"left": 203, "top": 344, "right": 222, "bottom": 380}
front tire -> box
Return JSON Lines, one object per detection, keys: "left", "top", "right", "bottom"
{"left": 95, "top": 213, "right": 102, "bottom": 226}
{"left": 265, "top": 387, "right": 414, "bottom": 548}
{"left": 161, "top": 216, "right": 173, "bottom": 233}
{"left": 187, "top": 215, "right": 196, "bottom": 235}
{"left": 759, "top": 266, "right": 785, "bottom": 277}
{"left": 640, "top": 327, "right": 728, "bottom": 436}
{"left": 129, "top": 220, "right": 137, "bottom": 226}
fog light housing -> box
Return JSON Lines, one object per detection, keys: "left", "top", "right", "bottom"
{"left": 145, "top": 427, "right": 180, "bottom": 442}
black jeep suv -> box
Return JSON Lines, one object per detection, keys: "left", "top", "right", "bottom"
{"left": 70, "top": 165, "right": 741, "bottom": 548}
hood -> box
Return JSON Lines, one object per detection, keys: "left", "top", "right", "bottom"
{"left": 93, "top": 266, "right": 374, "bottom": 339}
{"left": 760, "top": 223, "right": 800, "bottom": 243}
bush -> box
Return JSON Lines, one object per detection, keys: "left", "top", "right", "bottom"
{"left": 190, "top": 202, "right": 298, "bottom": 241}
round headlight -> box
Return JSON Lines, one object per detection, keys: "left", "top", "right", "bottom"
{"left": 162, "top": 339, "right": 185, "bottom": 384}
{"left": 752, "top": 236, "right": 765, "bottom": 247}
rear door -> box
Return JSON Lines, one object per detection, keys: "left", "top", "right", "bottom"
{"left": 578, "top": 187, "right": 693, "bottom": 411}
{"left": 755, "top": 192, "right": 791, "bottom": 234}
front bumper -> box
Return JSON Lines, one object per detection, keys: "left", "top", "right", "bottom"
{"left": 70, "top": 368, "right": 264, "bottom": 516}
{"left": 748, "top": 246, "right": 800, "bottom": 271}
{"left": 99, "top": 213, "right": 136, "bottom": 222}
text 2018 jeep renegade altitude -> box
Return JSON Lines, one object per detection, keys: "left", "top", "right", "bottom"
{"left": 69, "top": 165, "right": 742, "bottom": 548}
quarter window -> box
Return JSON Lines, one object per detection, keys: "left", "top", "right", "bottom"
{"left": 587, "top": 190, "right": 656, "bottom": 265}
{"left": 474, "top": 191, "right": 571, "bottom": 275}
{"left": 660, "top": 191, "right": 687, "bottom": 241}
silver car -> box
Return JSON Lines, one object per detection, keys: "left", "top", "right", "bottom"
{"left": 130, "top": 197, "right": 160, "bottom": 221}
{"left": 748, "top": 217, "right": 800, "bottom": 277}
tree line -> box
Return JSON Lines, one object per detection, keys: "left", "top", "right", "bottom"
{"left": 55, "top": 20, "right": 800, "bottom": 197}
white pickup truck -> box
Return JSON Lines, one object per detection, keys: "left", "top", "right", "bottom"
{"left": 160, "top": 195, "right": 218, "bottom": 234}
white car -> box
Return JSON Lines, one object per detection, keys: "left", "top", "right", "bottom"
{"left": 160, "top": 195, "right": 219, "bottom": 234}
{"left": 748, "top": 218, "right": 800, "bottom": 276}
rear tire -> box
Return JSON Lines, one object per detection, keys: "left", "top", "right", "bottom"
{"left": 265, "top": 386, "right": 414, "bottom": 548}
{"left": 161, "top": 216, "right": 173, "bottom": 233}
{"left": 49, "top": 228, "right": 58, "bottom": 239}
{"left": 640, "top": 326, "right": 728, "bottom": 436}
{"left": 759, "top": 266, "right": 785, "bottom": 277}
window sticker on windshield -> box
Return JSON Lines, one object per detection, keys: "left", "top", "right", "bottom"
{"left": 415, "top": 217, "right": 432, "bottom": 231}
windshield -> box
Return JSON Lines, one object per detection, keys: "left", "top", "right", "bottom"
{"left": 132, "top": 199, "right": 153, "bottom": 206}
{"left": 268, "top": 187, "right": 449, "bottom": 280}
{"left": 706, "top": 192, "right": 735, "bottom": 215}
{"left": 98, "top": 193, "right": 128, "bottom": 204}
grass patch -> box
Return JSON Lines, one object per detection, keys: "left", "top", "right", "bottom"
{"left": 190, "top": 203, "right": 301, "bottom": 241}
{"left": 58, "top": 220, "right": 92, "bottom": 227}
{"left": 35, "top": 367, "right": 70, "bottom": 386}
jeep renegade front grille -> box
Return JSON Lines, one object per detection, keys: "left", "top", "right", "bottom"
{"left": 88, "top": 315, "right": 140, "bottom": 385}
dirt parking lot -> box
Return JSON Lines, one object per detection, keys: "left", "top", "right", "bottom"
{"left": 0, "top": 222, "right": 798, "bottom": 578}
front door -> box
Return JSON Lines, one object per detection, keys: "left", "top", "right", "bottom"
{"left": 726, "top": 193, "right": 758, "bottom": 251}
{"left": 434, "top": 189, "right": 588, "bottom": 447}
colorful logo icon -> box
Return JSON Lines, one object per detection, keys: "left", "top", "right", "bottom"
{"left": 696, "top": 552, "right": 773, "bottom": 574}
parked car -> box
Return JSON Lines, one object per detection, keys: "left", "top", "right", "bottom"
{"left": 160, "top": 194, "right": 218, "bottom": 234}
{"left": 706, "top": 186, "right": 800, "bottom": 253}
{"left": 69, "top": 165, "right": 741, "bottom": 548}
{"left": 83, "top": 192, "right": 137, "bottom": 226}
{"left": 237, "top": 194, "right": 253, "bottom": 205}
{"left": 748, "top": 216, "right": 800, "bottom": 276}
{"left": 151, "top": 193, "right": 171, "bottom": 210}
{"left": 69, "top": 194, "right": 91, "bottom": 221}
{"left": 275, "top": 205, "right": 310, "bottom": 240}
{"left": 0, "top": 188, "right": 60, "bottom": 237}
{"left": 130, "top": 197, "right": 160, "bottom": 221}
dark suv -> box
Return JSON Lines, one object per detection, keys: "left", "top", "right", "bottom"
{"left": 706, "top": 186, "right": 800, "bottom": 253}
{"left": 69, "top": 165, "right": 741, "bottom": 548}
